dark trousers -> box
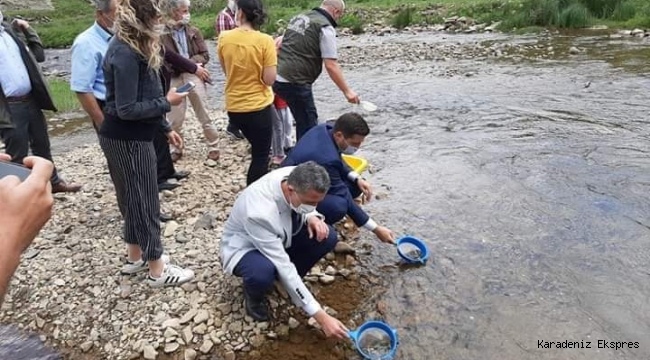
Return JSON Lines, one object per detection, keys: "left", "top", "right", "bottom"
{"left": 96, "top": 99, "right": 174, "bottom": 184}
{"left": 99, "top": 136, "right": 163, "bottom": 261}
{"left": 0, "top": 97, "right": 61, "bottom": 184}
{"left": 317, "top": 181, "right": 369, "bottom": 226}
{"left": 228, "top": 106, "right": 273, "bottom": 185}
{"left": 273, "top": 82, "right": 318, "bottom": 141}
{"left": 233, "top": 216, "right": 338, "bottom": 300}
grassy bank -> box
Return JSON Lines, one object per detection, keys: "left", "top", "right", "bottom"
{"left": 47, "top": 78, "right": 80, "bottom": 113}
{"left": 6, "top": 0, "right": 650, "bottom": 49}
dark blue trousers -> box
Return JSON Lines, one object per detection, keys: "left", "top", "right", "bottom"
{"left": 272, "top": 81, "right": 318, "bottom": 141}
{"left": 234, "top": 216, "right": 338, "bottom": 300}
{"left": 317, "top": 179, "right": 369, "bottom": 226}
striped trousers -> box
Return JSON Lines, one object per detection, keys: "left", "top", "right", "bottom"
{"left": 99, "top": 136, "right": 163, "bottom": 262}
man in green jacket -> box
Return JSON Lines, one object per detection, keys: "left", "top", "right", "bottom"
{"left": 0, "top": 11, "right": 81, "bottom": 193}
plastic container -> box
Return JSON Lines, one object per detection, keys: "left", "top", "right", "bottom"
{"left": 396, "top": 236, "right": 430, "bottom": 265}
{"left": 348, "top": 321, "right": 399, "bottom": 360}
{"left": 342, "top": 154, "right": 369, "bottom": 174}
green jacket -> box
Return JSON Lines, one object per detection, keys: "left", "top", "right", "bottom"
{"left": 0, "top": 20, "right": 56, "bottom": 129}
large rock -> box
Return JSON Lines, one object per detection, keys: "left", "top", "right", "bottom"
{"left": 0, "top": 0, "right": 53, "bottom": 10}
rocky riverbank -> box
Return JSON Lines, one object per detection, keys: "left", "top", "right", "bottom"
{"left": 0, "top": 110, "right": 381, "bottom": 360}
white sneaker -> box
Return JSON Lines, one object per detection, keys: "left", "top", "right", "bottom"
{"left": 147, "top": 264, "right": 195, "bottom": 288}
{"left": 121, "top": 254, "right": 170, "bottom": 275}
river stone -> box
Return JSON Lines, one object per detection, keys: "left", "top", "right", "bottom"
{"left": 334, "top": 242, "right": 355, "bottom": 254}
{"left": 164, "top": 327, "right": 178, "bottom": 339}
{"left": 80, "top": 341, "right": 93, "bottom": 352}
{"left": 288, "top": 317, "right": 299, "bottom": 329}
{"left": 180, "top": 308, "right": 198, "bottom": 324}
{"left": 224, "top": 350, "right": 236, "bottom": 360}
{"left": 319, "top": 275, "right": 335, "bottom": 285}
{"left": 569, "top": 47, "right": 580, "bottom": 55}
{"left": 250, "top": 335, "right": 264, "bottom": 348}
{"left": 164, "top": 342, "right": 179, "bottom": 354}
{"left": 53, "top": 279, "right": 65, "bottom": 286}
{"left": 182, "top": 326, "right": 193, "bottom": 344}
{"left": 185, "top": 348, "right": 197, "bottom": 360}
{"left": 199, "top": 339, "right": 214, "bottom": 354}
{"left": 164, "top": 221, "right": 179, "bottom": 237}
{"left": 325, "top": 266, "right": 337, "bottom": 276}
{"left": 143, "top": 345, "right": 157, "bottom": 360}
{"left": 229, "top": 321, "right": 243, "bottom": 332}
{"left": 193, "top": 323, "right": 207, "bottom": 335}
{"left": 162, "top": 318, "right": 181, "bottom": 329}
{"left": 193, "top": 309, "right": 209, "bottom": 324}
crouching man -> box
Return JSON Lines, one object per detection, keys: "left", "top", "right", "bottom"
{"left": 220, "top": 161, "right": 349, "bottom": 339}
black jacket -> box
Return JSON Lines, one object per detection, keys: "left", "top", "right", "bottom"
{"left": 0, "top": 21, "right": 56, "bottom": 129}
{"left": 100, "top": 38, "right": 172, "bottom": 141}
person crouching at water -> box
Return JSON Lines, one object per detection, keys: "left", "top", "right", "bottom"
{"left": 218, "top": 0, "right": 277, "bottom": 185}
{"left": 220, "top": 162, "right": 350, "bottom": 339}
{"left": 99, "top": 0, "right": 194, "bottom": 287}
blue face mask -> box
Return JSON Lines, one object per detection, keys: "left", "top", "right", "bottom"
{"left": 342, "top": 145, "right": 358, "bottom": 155}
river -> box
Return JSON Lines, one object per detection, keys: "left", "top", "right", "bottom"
{"left": 42, "top": 29, "right": 650, "bottom": 360}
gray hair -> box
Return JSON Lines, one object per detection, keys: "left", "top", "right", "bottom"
{"left": 167, "top": 0, "right": 191, "bottom": 9}
{"left": 92, "top": 0, "right": 114, "bottom": 12}
{"left": 288, "top": 161, "right": 331, "bottom": 194}
{"left": 321, "top": 0, "right": 345, "bottom": 11}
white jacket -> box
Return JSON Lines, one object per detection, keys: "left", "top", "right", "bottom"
{"left": 220, "top": 167, "right": 323, "bottom": 316}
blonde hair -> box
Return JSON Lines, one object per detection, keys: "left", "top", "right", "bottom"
{"left": 114, "top": 0, "right": 163, "bottom": 70}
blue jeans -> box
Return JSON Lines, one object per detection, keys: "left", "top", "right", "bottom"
{"left": 273, "top": 82, "right": 318, "bottom": 141}
{"left": 233, "top": 217, "right": 338, "bottom": 300}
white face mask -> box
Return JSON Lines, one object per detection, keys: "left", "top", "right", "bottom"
{"left": 342, "top": 145, "right": 358, "bottom": 155}
{"left": 180, "top": 13, "right": 191, "bottom": 25}
{"left": 153, "top": 24, "right": 166, "bottom": 34}
{"left": 289, "top": 189, "right": 316, "bottom": 215}
{"left": 228, "top": 0, "right": 237, "bottom": 12}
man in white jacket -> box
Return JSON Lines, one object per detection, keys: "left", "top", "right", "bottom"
{"left": 220, "top": 162, "right": 349, "bottom": 339}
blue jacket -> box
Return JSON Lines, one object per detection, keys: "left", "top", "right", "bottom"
{"left": 282, "top": 124, "right": 369, "bottom": 226}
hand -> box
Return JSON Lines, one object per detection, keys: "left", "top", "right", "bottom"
{"left": 167, "top": 130, "right": 184, "bottom": 150}
{"left": 373, "top": 226, "right": 396, "bottom": 244}
{"left": 0, "top": 156, "right": 54, "bottom": 255}
{"left": 274, "top": 36, "right": 283, "bottom": 51}
{"left": 12, "top": 19, "right": 30, "bottom": 30}
{"left": 0, "top": 154, "right": 10, "bottom": 161}
{"left": 314, "top": 310, "right": 349, "bottom": 340}
{"left": 166, "top": 88, "right": 188, "bottom": 106}
{"left": 307, "top": 216, "right": 329, "bottom": 242}
{"left": 344, "top": 90, "right": 360, "bottom": 104}
{"left": 357, "top": 179, "right": 373, "bottom": 202}
{"left": 195, "top": 64, "right": 211, "bottom": 83}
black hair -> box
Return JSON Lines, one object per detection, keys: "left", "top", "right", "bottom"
{"left": 236, "top": 0, "right": 267, "bottom": 30}
{"left": 333, "top": 112, "right": 370, "bottom": 138}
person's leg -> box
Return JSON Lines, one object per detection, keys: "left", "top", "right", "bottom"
{"left": 167, "top": 75, "right": 187, "bottom": 156}
{"left": 1, "top": 104, "right": 30, "bottom": 167}
{"left": 186, "top": 74, "right": 219, "bottom": 153}
{"left": 316, "top": 194, "right": 350, "bottom": 225}
{"left": 279, "top": 107, "right": 294, "bottom": 151}
{"left": 286, "top": 223, "right": 338, "bottom": 277}
{"left": 274, "top": 83, "right": 318, "bottom": 141}
{"left": 233, "top": 250, "right": 277, "bottom": 321}
{"left": 230, "top": 107, "right": 273, "bottom": 185}
{"left": 153, "top": 124, "right": 176, "bottom": 184}
{"left": 270, "top": 104, "right": 284, "bottom": 160}
{"left": 346, "top": 179, "right": 363, "bottom": 199}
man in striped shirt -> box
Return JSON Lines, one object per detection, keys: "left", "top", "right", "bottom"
{"left": 214, "top": 0, "right": 244, "bottom": 140}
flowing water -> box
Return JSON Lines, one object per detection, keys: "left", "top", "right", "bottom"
{"left": 40, "top": 30, "right": 650, "bottom": 359}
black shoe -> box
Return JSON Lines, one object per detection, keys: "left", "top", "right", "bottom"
{"left": 170, "top": 170, "right": 191, "bottom": 180}
{"left": 158, "top": 181, "right": 180, "bottom": 192}
{"left": 160, "top": 213, "right": 174, "bottom": 222}
{"left": 226, "top": 124, "right": 245, "bottom": 140}
{"left": 243, "top": 288, "right": 270, "bottom": 322}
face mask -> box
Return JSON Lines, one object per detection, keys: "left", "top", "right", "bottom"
{"left": 289, "top": 189, "right": 316, "bottom": 215}
{"left": 342, "top": 145, "right": 358, "bottom": 155}
{"left": 153, "top": 24, "right": 166, "bottom": 34}
{"left": 180, "top": 13, "right": 191, "bottom": 25}
{"left": 228, "top": 0, "right": 237, "bottom": 12}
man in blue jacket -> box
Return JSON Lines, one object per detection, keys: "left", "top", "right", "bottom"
{"left": 283, "top": 112, "right": 395, "bottom": 243}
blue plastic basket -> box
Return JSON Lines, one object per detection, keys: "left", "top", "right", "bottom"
{"left": 348, "top": 321, "right": 399, "bottom": 360}
{"left": 396, "top": 236, "right": 430, "bottom": 265}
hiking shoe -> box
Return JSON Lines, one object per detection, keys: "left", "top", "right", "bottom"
{"left": 243, "top": 287, "right": 270, "bottom": 322}
{"left": 147, "top": 264, "right": 195, "bottom": 288}
{"left": 121, "top": 254, "right": 170, "bottom": 275}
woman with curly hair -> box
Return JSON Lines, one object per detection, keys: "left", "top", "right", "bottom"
{"left": 100, "top": 0, "right": 194, "bottom": 287}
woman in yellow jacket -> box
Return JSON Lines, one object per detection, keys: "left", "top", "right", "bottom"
{"left": 218, "top": 0, "right": 276, "bottom": 185}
